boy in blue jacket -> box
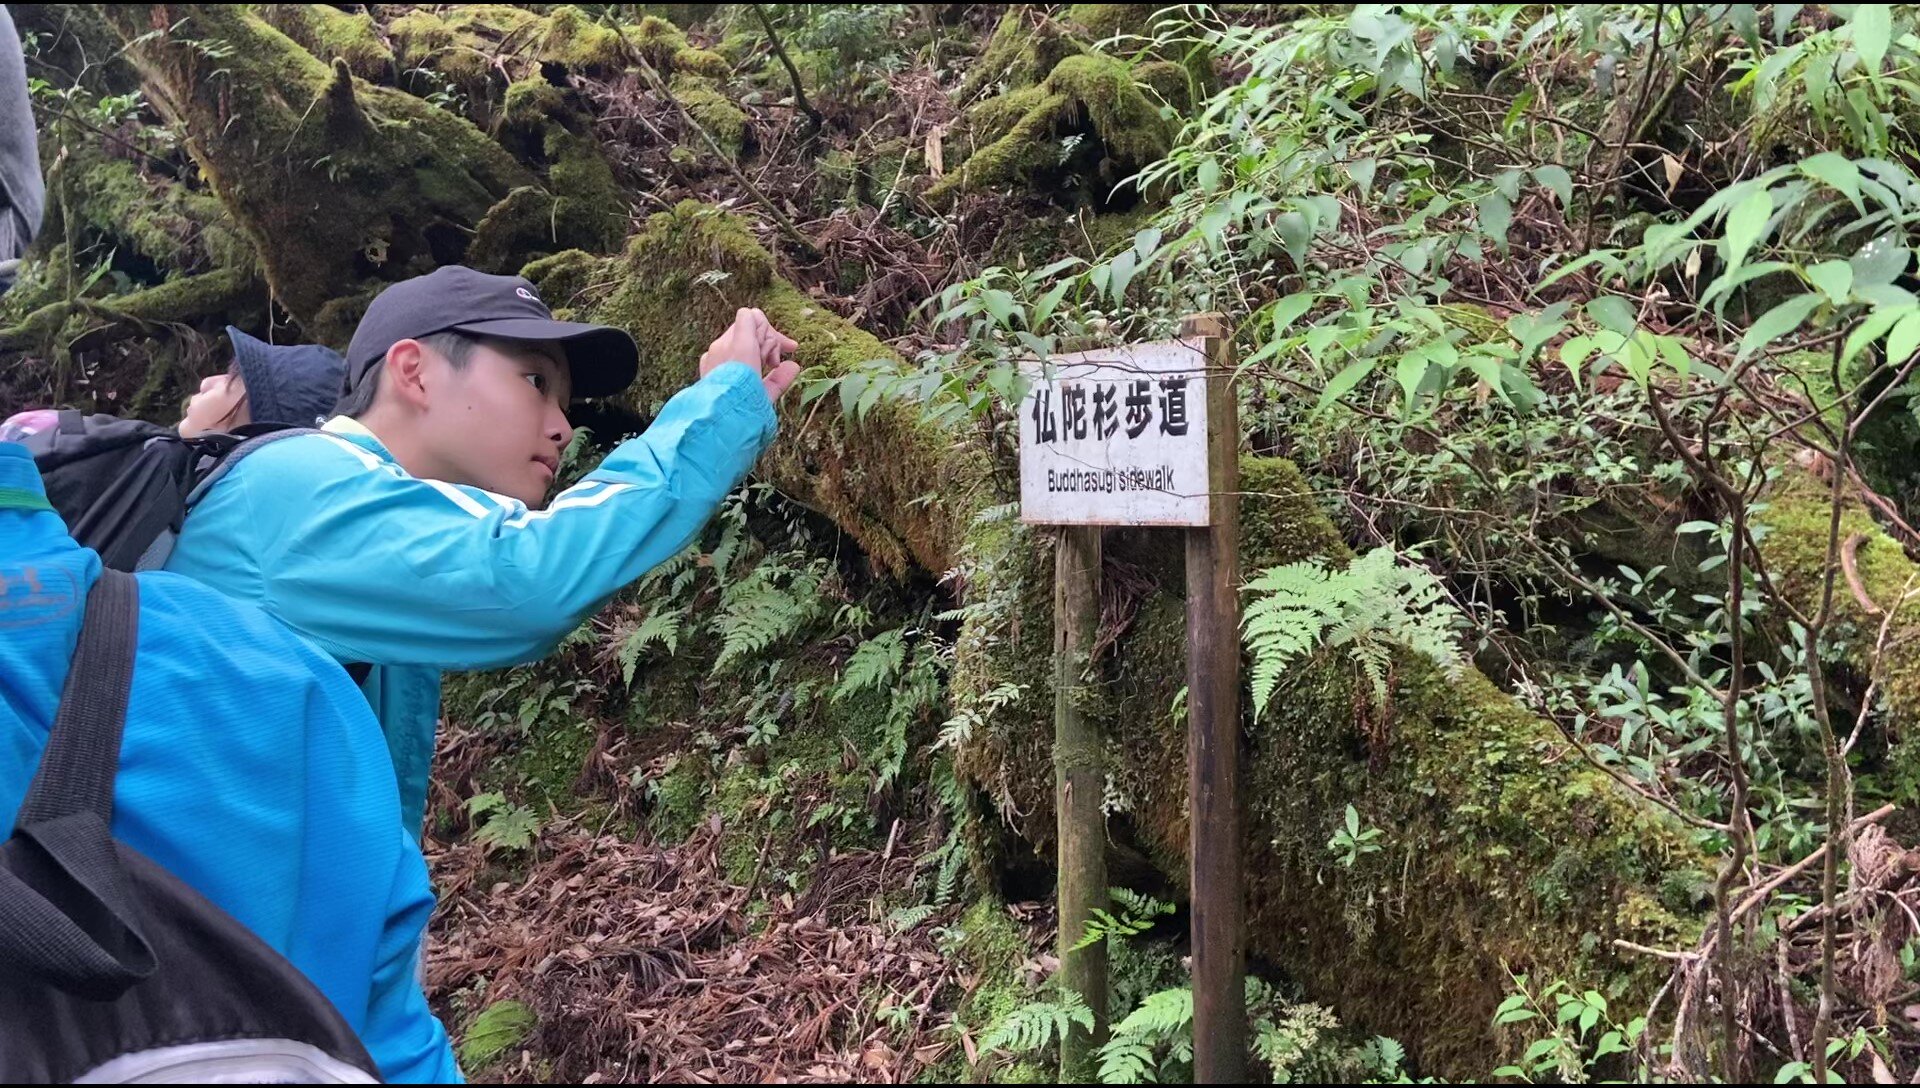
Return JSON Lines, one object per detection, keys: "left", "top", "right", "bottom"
{"left": 164, "top": 265, "right": 800, "bottom": 836}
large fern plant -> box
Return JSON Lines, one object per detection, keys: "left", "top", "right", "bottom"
{"left": 1242, "top": 547, "right": 1464, "bottom": 716}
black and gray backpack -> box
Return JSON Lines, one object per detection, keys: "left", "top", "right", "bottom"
{"left": 22, "top": 411, "right": 319, "bottom": 572}
{"left": 0, "top": 570, "right": 383, "bottom": 1083}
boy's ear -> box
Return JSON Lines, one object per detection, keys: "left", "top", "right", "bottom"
{"left": 383, "top": 338, "right": 434, "bottom": 411}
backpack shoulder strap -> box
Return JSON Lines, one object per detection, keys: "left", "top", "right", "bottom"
{"left": 182, "top": 426, "right": 324, "bottom": 510}
{"left": 0, "top": 570, "right": 155, "bottom": 999}
{"left": 17, "top": 569, "right": 138, "bottom": 827}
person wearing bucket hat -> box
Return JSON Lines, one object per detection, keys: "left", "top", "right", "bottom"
{"left": 4, "top": 326, "right": 350, "bottom": 443}
{"left": 176, "top": 327, "right": 348, "bottom": 437}
{"left": 163, "top": 265, "right": 799, "bottom": 838}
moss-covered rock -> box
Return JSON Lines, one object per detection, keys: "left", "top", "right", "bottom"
{"left": 469, "top": 79, "right": 629, "bottom": 271}
{"left": 930, "top": 52, "right": 1174, "bottom": 207}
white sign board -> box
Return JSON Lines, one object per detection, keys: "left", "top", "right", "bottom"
{"left": 1018, "top": 337, "right": 1211, "bottom": 527}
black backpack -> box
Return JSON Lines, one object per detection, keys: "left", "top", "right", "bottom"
{"left": 25, "top": 412, "right": 377, "bottom": 687}
{"left": 23, "top": 410, "right": 318, "bottom": 572}
{"left": 0, "top": 570, "right": 384, "bottom": 1083}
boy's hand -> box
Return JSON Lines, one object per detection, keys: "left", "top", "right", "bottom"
{"left": 700, "top": 307, "right": 801, "bottom": 403}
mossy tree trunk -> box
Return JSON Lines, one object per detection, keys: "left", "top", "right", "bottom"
{"left": 98, "top": 4, "right": 532, "bottom": 341}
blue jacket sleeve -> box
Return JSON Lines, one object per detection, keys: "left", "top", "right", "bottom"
{"left": 184, "top": 362, "right": 776, "bottom": 671}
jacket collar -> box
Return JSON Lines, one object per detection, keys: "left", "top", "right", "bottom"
{"left": 321, "top": 415, "right": 398, "bottom": 462}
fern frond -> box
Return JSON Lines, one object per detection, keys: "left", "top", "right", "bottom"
{"left": 620, "top": 608, "right": 685, "bottom": 685}
{"left": 1243, "top": 548, "right": 1464, "bottom": 716}
{"left": 1110, "top": 986, "right": 1193, "bottom": 1042}
{"left": 835, "top": 628, "right": 907, "bottom": 701}
{"left": 1095, "top": 1040, "right": 1160, "bottom": 1084}
{"left": 886, "top": 903, "right": 938, "bottom": 932}
{"left": 711, "top": 558, "right": 826, "bottom": 673}
{"left": 981, "top": 992, "right": 1095, "bottom": 1056}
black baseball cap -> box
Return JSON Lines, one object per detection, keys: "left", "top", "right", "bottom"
{"left": 343, "top": 265, "right": 639, "bottom": 400}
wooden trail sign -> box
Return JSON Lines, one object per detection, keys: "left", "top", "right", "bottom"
{"left": 1018, "top": 337, "right": 1214, "bottom": 528}
{"left": 1019, "top": 315, "right": 1247, "bottom": 1083}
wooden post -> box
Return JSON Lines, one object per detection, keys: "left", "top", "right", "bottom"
{"left": 1055, "top": 524, "right": 1108, "bottom": 1080}
{"left": 1181, "top": 313, "right": 1245, "bottom": 1083}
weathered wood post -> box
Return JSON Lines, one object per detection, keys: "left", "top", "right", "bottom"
{"left": 1054, "top": 524, "right": 1107, "bottom": 1080}
{"left": 1180, "top": 313, "right": 1245, "bottom": 1083}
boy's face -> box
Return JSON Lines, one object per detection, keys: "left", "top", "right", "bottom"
{"left": 419, "top": 338, "right": 574, "bottom": 508}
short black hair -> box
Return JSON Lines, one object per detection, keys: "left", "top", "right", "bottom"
{"left": 333, "top": 330, "right": 477, "bottom": 419}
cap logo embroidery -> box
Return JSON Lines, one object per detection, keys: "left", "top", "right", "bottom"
{"left": 516, "top": 287, "right": 539, "bottom": 302}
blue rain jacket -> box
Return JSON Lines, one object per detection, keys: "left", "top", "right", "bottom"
{"left": 0, "top": 441, "right": 459, "bottom": 1082}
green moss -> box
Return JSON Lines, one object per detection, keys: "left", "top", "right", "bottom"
{"left": 501, "top": 79, "right": 568, "bottom": 128}
{"left": 677, "top": 47, "right": 729, "bottom": 79}
{"left": 519, "top": 248, "right": 611, "bottom": 316}
{"left": 1758, "top": 471, "right": 1920, "bottom": 725}
{"left": 387, "top": 8, "right": 456, "bottom": 53}
{"left": 473, "top": 81, "right": 627, "bottom": 270}
{"left": 101, "top": 265, "right": 262, "bottom": 324}
{"left": 102, "top": 5, "right": 532, "bottom": 335}
{"left": 628, "top": 14, "right": 693, "bottom": 65}
{"left": 1064, "top": 4, "right": 1161, "bottom": 42}
{"left": 714, "top": 28, "right": 761, "bottom": 67}
{"left": 390, "top": 4, "right": 638, "bottom": 112}
{"left": 540, "top": 6, "right": 626, "bottom": 72}
{"left": 671, "top": 75, "right": 748, "bottom": 158}
{"left": 640, "top": 4, "right": 720, "bottom": 29}
{"left": 258, "top": 4, "right": 393, "bottom": 79}
{"left": 509, "top": 717, "right": 598, "bottom": 810}
{"left": 949, "top": 899, "right": 1038, "bottom": 1067}
{"left": 955, "top": 11, "right": 1085, "bottom": 104}
{"left": 947, "top": 515, "right": 1062, "bottom": 849}
{"left": 57, "top": 149, "right": 253, "bottom": 276}
{"left": 929, "top": 52, "right": 1173, "bottom": 206}
{"left": 1131, "top": 59, "right": 1197, "bottom": 113}
{"left": 1065, "top": 5, "right": 1217, "bottom": 99}
{"left": 1119, "top": 458, "right": 1705, "bottom": 1075}
{"left": 950, "top": 457, "right": 1711, "bottom": 1078}
{"left": 583, "top": 200, "right": 993, "bottom": 577}
{"left": 935, "top": 898, "right": 1052, "bottom": 1083}
{"left": 649, "top": 759, "right": 705, "bottom": 843}
{"left": 388, "top": 8, "right": 499, "bottom": 89}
